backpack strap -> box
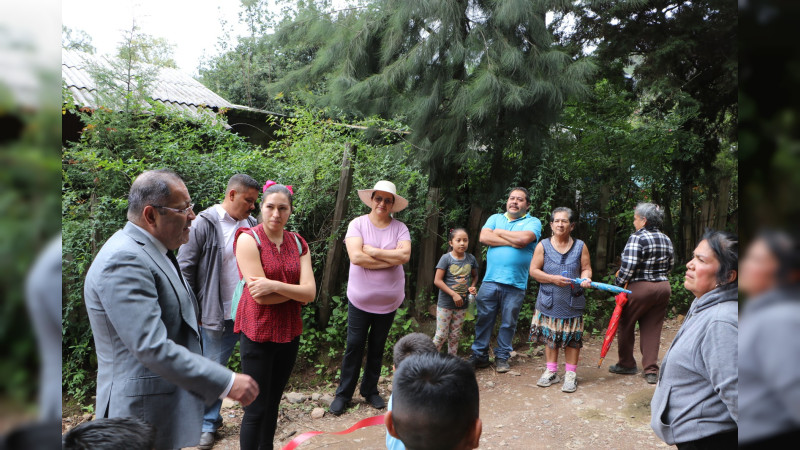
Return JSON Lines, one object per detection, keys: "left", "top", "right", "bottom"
{"left": 231, "top": 226, "right": 262, "bottom": 321}
{"left": 294, "top": 232, "right": 302, "bottom": 255}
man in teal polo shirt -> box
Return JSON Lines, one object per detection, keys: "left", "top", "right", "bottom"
{"left": 470, "top": 187, "right": 542, "bottom": 372}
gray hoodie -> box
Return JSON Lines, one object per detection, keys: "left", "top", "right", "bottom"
{"left": 650, "top": 285, "right": 738, "bottom": 445}
{"left": 739, "top": 287, "right": 800, "bottom": 444}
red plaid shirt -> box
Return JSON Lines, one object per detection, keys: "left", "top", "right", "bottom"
{"left": 233, "top": 224, "right": 308, "bottom": 343}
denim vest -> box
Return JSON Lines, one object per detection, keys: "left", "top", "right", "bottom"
{"left": 535, "top": 238, "right": 585, "bottom": 319}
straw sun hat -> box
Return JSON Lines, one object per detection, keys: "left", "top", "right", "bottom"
{"left": 357, "top": 180, "right": 409, "bottom": 212}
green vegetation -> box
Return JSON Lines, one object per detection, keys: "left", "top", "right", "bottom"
{"left": 61, "top": 93, "right": 431, "bottom": 404}
{"left": 61, "top": 0, "right": 737, "bottom": 408}
{"left": 0, "top": 87, "right": 61, "bottom": 407}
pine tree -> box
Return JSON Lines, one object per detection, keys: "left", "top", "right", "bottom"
{"left": 276, "top": 0, "right": 594, "bottom": 184}
{"left": 272, "top": 0, "right": 595, "bottom": 307}
{"left": 563, "top": 0, "right": 736, "bottom": 260}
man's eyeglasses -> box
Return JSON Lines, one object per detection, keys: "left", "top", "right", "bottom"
{"left": 153, "top": 203, "right": 195, "bottom": 215}
{"left": 373, "top": 196, "right": 394, "bottom": 205}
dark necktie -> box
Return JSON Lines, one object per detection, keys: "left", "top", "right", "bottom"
{"left": 166, "top": 250, "right": 199, "bottom": 318}
{"left": 166, "top": 250, "right": 186, "bottom": 285}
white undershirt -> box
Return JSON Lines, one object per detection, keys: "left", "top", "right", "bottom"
{"left": 215, "top": 205, "right": 253, "bottom": 320}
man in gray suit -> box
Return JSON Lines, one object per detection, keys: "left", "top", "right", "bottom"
{"left": 84, "top": 169, "right": 259, "bottom": 449}
{"left": 177, "top": 174, "right": 260, "bottom": 449}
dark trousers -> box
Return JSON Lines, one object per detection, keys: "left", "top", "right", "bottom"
{"left": 616, "top": 280, "right": 671, "bottom": 374}
{"left": 739, "top": 428, "right": 800, "bottom": 449}
{"left": 239, "top": 334, "right": 299, "bottom": 450}
{"left": 676, "top": 429, "right": 737, "bottom": 450}
{"left": 335, "top": 301, "right": 396, "bottom": 400}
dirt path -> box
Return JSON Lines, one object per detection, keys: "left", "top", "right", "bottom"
{"left": 63, "top": 318, "right": 681, "bottom": 449}
{"left": 193, "top": 318, "right": 679, "bottom": 449}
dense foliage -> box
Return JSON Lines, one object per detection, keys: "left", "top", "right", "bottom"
{"left": 0, "top": 85, "right": 61, "bottom": 406}
{"left": 559, "top": 0, "right": 738, "bottom": 261}
{"left": 62, "top": 0, "right": 738, "bottom": 409}
{"left": 739, "top": 1, "right": 800, "bottom": 240}
{"left": 61, "top": 87, "right": 432, "bottom": 404}
{"left": 200, "top": 0, "right": 737, "bottom": 295}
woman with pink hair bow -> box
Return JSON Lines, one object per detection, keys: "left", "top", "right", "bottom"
{"left": 263, "top": 179, "right": 293, "bottom": 195}
{"left": 233, "top": 180, "right": 316, "bottom": 450}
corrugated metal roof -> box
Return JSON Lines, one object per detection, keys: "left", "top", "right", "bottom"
{"left": 62, "top": 49, "right": 235, "bottom": 120}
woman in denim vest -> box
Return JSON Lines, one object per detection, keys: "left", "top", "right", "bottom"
{"left": 528, "top": 207, "right": 592, "bottom": 393}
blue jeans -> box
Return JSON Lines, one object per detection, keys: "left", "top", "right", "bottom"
{"left": 201, "top": 320, "right": 239, "bottom": 433}
{"left": 471, "top": 281, "right": 526, "bottom": 361}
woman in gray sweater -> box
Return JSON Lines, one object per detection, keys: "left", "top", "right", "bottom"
{"left": 650, "top": 230, "right": 738, "bottom": 449}
{"left": 738, "top": 230, "right": 800, "bottom": 447}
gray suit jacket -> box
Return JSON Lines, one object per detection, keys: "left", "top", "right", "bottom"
{"left": 84, "top": 222, "right": 232, "bottom": 449}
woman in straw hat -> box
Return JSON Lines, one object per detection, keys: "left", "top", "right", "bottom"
{"left": 329, "top": 180, "right": 411, "bottom": 416}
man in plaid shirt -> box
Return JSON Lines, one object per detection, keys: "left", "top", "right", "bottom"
{"left": 610, "top": 203, "right": 675, "bottom": 384}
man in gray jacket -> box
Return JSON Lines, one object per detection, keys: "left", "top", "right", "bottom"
{"left": 84, "top": 170, "right": 258, "bottom": 449}
{"left": 177, "top": 173, "right": 260, "bottom": 449}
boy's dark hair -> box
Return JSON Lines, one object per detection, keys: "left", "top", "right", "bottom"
{"left": 62, "top": 417, "right": 155, "bottom": 450}
{"left": 393, "top": 332, "right": 437, "bottom": 368}
{"left": 392, "top": 353, "right": 479, "bottom": 450}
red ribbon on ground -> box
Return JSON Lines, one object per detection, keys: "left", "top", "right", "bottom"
{"left": 281, "top": 413, "right": 387, "bottom": 450}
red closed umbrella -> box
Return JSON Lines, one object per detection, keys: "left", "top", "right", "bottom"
{"left": 597, "top": 287, "right": 629, "bottom": 368}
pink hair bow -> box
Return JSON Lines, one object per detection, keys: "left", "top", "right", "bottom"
{"left": 263, "top": 180, "right": 294, "bottom": 195}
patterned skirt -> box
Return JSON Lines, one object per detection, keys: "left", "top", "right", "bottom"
{"left": 528, "top": 309, "right": 584, "bottom": 349}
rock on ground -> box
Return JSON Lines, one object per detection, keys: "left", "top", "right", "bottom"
{"left": 285, "top": 392, "right": 307, "bottom": 404}
{"left": 319, "top": 394, "right": 335, "bottom": 407}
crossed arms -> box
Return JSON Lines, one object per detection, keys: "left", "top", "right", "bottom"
{"left": 235, "top": 233, "right": 316, "bottom": 305}
{"left": 345, "top": 237, "right": 411, "bottom": 269}
{"left": 480, "top": 227, "right": 537, "bottom": 249}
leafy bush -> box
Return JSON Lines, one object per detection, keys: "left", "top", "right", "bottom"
{"left": 667, "top": 267, "right": 695, "bottom": 316}
{"left": 61, "top": 100, "right": 433, "bottom": 405}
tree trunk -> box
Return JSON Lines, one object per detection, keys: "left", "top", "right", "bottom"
{"left": 662, "top": 188, "right": 674, "bottom": 242}
{"left": 607, "top": 216, "right": 618, "bottom": 271}
{"left": 713, "top": 176, "right": 731, "bottom": 231}
{"left": 414, "top": 186, "right": 442, "bottom": 317}
{"left": 700, "top": 197, "right": 712, "bottom": 232}
{"left": 467, "top": 203, "right": 491, "bottom": 279}
{"left": 680, "top": 175, "right": 695, "bottom": 264}
{"left": 594, "top": 183, "right": 611, "bottom": 273}
{"left": 318, "top": 143, "right": 356, "bottom": 328}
